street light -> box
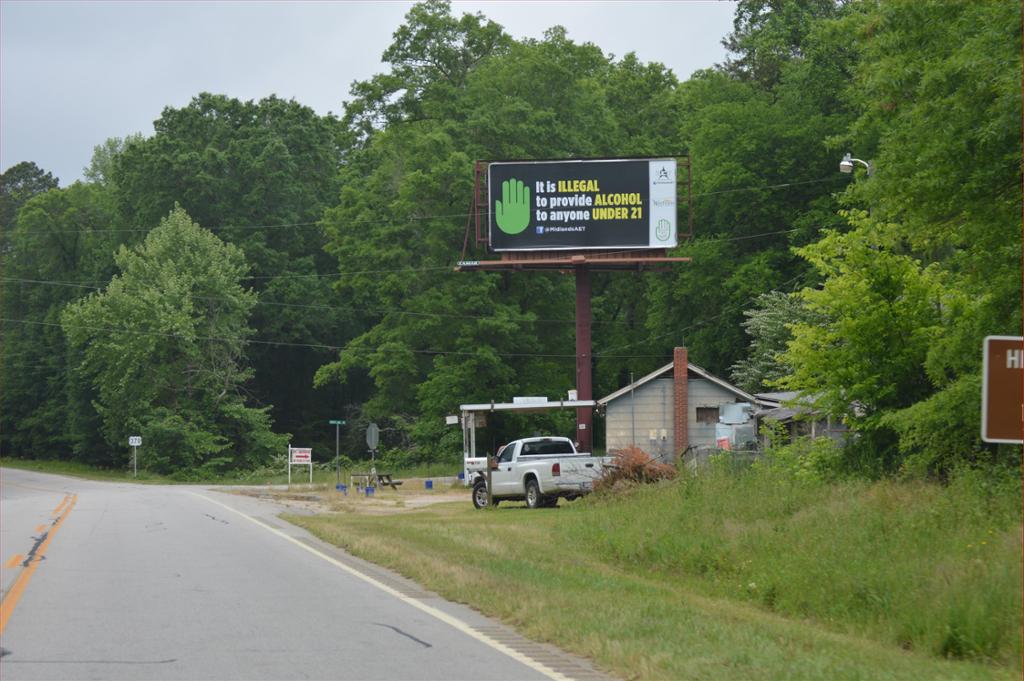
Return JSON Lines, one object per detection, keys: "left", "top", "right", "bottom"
{"left": 840, "top": 152, "right": 873, "bottom": 175}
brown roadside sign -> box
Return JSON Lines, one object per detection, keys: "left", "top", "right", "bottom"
{"left": 982, "top": 336, "right": 1024, "bottom": 443}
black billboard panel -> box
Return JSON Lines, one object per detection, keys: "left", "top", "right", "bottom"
{"left": 488, "top": 158, "right": 678, "bottom": 251}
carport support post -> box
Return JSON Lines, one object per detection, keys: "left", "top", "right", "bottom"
{"left": 575, "top": 265, "right": 593, "bottom": 453}
{"left": 335, "top": 423, "right": 340, "bottom": 486}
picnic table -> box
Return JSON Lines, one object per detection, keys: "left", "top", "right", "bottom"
{"left": 349, "top": 470, "right": 403, "bottom": 490}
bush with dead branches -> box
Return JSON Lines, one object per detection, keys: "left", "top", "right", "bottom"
{"left": 595, "top": 446, "right": 677, "bottom": 492}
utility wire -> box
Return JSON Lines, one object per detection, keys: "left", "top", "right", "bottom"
{"left": 2, "top": 226, "right": 818, "bottom": 287}
{"left": 0, "top": 226, "right": 815, "bottom": 330}
{"left": 1, "top": 317, "right": 682, "bottom": 361}
{"left": 0, "top": 276, "right": 630, "bottom": 326}
{"left": 594, "top": 272, "right": 809, "bottom": 357}
{"left": 9, "top": 175, "right": 846, "bottom": 235}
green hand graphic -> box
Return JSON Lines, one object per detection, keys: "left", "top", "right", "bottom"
{"left": 495, "top": 178, "right": 531, "bottom": 235}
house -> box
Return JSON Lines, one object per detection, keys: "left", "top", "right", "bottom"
{"left": 754, "top": 391, "right": 848, "bottom": 445}
{"left": 597, "top": 348, "right": 771, "bottom": 465}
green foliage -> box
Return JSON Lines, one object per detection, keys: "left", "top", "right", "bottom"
{"left": 782, "top": 212, "right": 943, "bottom": 420}
{"left": 756, "top": 432, "right": 845, "bottom": 482}
{"left": 779, "top": 0, "right": 1022, "bottom": 475}
{"left": 0, "top": 181, "right": 124, "bottom": 461}
{"left": 112, "top": 92, "right": 352, "bottom": 453}
{"left": 642, "top": 28, "right": 855, "bottom": 376}
{"left": 318, "top": 3, "right": 685, "bottom": 455}
{"left": 83, "top": 134, "right": 142, "bottom": 187}
{"left": 0, "top": 160, "right": 58, "bottom": 230}
{"left": 2, "top": 0, "right": 1019, "bottom": 479}
{"left": 569, "top": 465, "right": 1022, "bottom": 666}
{"left": 61, "top": 207, "right": 288, "bottom": 473}
{"left": 721, "top": 0, "right": 849, "bottom": 87}
{"left": 730, "top": 290, "right": 824, "bottom": 392}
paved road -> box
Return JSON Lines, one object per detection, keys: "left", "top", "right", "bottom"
{"left": 0, "top": 468, "right": 609, "bottom": 681}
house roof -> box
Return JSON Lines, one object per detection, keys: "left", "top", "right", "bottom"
{"left": 598, "top": 360, "right": 766, "bottom": 407}
{"left": 753, "top": 391, "right": 802, "bottom": 406}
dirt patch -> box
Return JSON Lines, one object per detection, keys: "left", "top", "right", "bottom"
{"left": 228, "top": 479, "right": 469, "bottom": 515}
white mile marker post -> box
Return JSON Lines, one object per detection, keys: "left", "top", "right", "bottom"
{"left": 128, "top": 435, "right": 142, "bottom": 478}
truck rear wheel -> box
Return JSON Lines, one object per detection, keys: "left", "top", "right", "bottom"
{"left": 525, "top": 479, "right": 543, "bottom": 509}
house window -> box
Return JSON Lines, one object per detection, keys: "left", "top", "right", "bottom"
{"left": 696, "top": 407, "right": 719, "bottom": 424}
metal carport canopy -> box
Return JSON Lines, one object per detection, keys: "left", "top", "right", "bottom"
{"left": 459, "top": 400, "right": 596, "bottom": 413}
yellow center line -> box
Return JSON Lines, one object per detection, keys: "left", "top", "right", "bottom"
{"left": 0, "top": 493, "right": 77, "bottom": 634}
{"left": 4, "top": 554, "right": 24, "bottom": 569}
{"left": 52, "top": 496, "right": 69, "bottom": 516}
{"left": 34, "top": 524, "right": 46, "bottom": 534}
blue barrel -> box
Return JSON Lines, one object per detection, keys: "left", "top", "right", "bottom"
{"left": 425, "top": 480, "right": 433, "bottom": 490}
{"left": 336, "top": 483, "right": 348, "bottom": 495}
{"left": 365, "top": 486, "right": 375, "bottom": 497}
{"left": 457, "top": 472, "right": 465, "bottom": 480}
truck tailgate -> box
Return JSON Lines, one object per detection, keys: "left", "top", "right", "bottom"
{"left": 552, "top": 456, "right": 605, "bottom": 489}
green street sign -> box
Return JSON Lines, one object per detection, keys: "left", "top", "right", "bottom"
{"left": 329, "top": 419, "right": 346, "bottom": 426}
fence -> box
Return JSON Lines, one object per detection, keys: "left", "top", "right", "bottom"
{"left": 680, "top": 446, "right": 763, "bottom": 474}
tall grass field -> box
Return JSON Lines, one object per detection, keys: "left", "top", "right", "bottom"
{"left": 290, "top": 465, "right": 1021, "bottom": 681}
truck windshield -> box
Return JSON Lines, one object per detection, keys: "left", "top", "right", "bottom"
{"left": 520, "top": 441, "right": 575, "bottom": 456}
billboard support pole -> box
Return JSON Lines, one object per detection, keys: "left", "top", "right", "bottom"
{"left": 575, "top": 265, "right": 593, "bottom": 453}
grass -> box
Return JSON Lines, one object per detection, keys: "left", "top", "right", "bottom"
{"left": 0, "top": 457, "right": 175, "bottom": 483}
{"left": 0, "top": 457, "right": 461, "bottom": 486}
{"left": 286, "top": 465, "right": 1021, "bottom": 681}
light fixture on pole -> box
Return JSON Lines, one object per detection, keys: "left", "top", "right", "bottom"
{"left": 839, "top": 152, "right": 873, "bottom": 175}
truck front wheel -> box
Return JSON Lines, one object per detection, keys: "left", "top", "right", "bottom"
{"left": 472, "top": 480, "right": 496, "bottom": 509}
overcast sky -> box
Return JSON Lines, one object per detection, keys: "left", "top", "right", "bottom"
{"left": 1, "top": 1, "right": 737, "bottom": 185}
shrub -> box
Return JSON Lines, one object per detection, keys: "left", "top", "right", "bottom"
{"left": 596, "top": 446, "right": 676, "bottom": 492}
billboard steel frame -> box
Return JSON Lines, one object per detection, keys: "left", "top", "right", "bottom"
{"left": 456, "top": 157, "right": 693, "bottom": 452}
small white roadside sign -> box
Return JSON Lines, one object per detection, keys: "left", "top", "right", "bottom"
{"left": 287, "top": 445, "right": 313, "bottom": 484}
{"left": 289, "top": 447, "right": 312, "bottom": 464}
{"left": 128, "top": 436, "right": 141, "bottom": 477}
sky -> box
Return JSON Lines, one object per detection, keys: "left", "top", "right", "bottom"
{"left": 1, "top": 1, "right": 737, "bottom": 185}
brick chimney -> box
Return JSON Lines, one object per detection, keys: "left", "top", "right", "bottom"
{"left": 673, "top": 347, "right": 688, "bottom": 463}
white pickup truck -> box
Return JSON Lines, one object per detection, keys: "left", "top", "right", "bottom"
{"left": 466, "top": 436, "right": 608, "bottom": 509}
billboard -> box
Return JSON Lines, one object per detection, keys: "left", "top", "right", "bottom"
{"left": 488, "top": 158, "right": 678, "bottom": 251}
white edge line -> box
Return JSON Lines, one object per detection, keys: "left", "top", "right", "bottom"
{"left": 189, "top": 491, "right": 571, "bottom": 681}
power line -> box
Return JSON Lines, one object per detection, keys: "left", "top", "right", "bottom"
{"left": 1, "top": 224, "right": 815, "bottom": 330}
{"left": 0, "top": 276, "right": 629, "bottom": 326}
{"left": 8, "top": 175, "right": 846, "bottom": 235}
{"left": 690, "top": 176, "right": 846, "bottom": 198}
{"left": 0, "top": 317, "right": 584, "bottom": 359}
{"left": 8, "top": 212, "right": 471, "bottom": 235}
{"left": 5, "top": 226, "right": 800, "bottom": 290}
{"left": 1, "top": 317, "right": 687, "bottom": 361}
{"left": 595, "top": 272, "right": 809, "bottom": 356}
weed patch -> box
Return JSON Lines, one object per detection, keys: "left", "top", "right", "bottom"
{"left": 288, "top": 465, "right": 1020, "bottom": 680}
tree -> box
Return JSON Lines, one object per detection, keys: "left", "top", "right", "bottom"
{"left": 780, "top": 0, "right": 1022, "bottom": 476}
{"left": 0, "top": 182, "right": 124, "bottom": 461}
{"left": 343, "top": 0, "right": 509, "bottom": 142}
{"left": 83, "top": 134, "right": 143, "bottom": 187}
{"left": 112, "top": 93, "right": 350, "bottom": 455}
{"left": 0, "top": 161, "right": 58, "bottom": 253}
{"left": 318, "top": 3, "right": 689, "bottom": 457}
{"left": 721, "top": 0, "right": 847, "bottom": 87}
{"left": 730, "top": 290, "right": 824, "bottom": 393}
{"left": 61, "top": 207, "right": 287, "bottom": 475}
